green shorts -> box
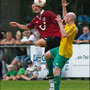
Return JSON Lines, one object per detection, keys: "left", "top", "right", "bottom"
{"left": 50, "top": 47, "right": 69, "bottom": 69}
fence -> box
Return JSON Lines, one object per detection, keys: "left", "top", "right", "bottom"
{"left": 0, "top": 44, "right": 90, "bottom": 78}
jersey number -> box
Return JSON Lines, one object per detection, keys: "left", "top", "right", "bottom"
{"left": 39, "top": 24, "right": 46, "bottom": 31}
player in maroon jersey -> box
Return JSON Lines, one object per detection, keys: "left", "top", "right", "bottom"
{"left": 10, "top": 3, "right": 61, "bottom": 86}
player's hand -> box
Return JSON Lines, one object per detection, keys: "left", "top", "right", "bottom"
{"left": 56, "top": 15, "right": 62, "bottom": 23}
{"left": 62, "top": 0, "right": 69, "bottom": 7}
{"left": 10, "top": 22, "right": 18, "bottom": 27}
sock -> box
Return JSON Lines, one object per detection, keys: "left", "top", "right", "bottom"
{"left": 49, "top": 79, "right": 54, "bottom": 88}
{"left": 46, "top": 58, "right": 53, "bottom": 75}
{"left": 54, "top": 75, "right": 61, "bottom": 90}
{"left": 35, "top": 46, "right": 42, "bottom": 68}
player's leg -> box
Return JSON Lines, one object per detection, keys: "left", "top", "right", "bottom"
{"left": 34, "top": 38, "right": 47, "bottom": 47}
{"left": 54, "top": 67, "right": 61, "bottom": 90}
{"left": 44, "top": 37, "right": 60, "bottom": 89}
{"left": 44, "top": 47, "right": 59, "bottom": 78}
{"left": 45, "top": 47, "right": 59, "bottom": 89}
{"left": 53, "top": 53, "right": 69, "bottom": 90}
{"left": 44, "top": 50, "right": 54, "bottom": 89}
{"left": 32, "top": 39, "right": 47, "bottom": 70}
{"left": 44, "top": 37, "right": 60, "bottom": 78}
{"left": 44, "top": 50, "right": 54, "bottom": 78}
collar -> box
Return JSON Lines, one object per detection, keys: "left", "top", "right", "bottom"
{"left": 84, "top": 32, "right": 89, "bottom": 37}
{"left": 40, "top": 9, "right": 44, "bottom": 15}
{"left": 36, "top": 9, "right": 44, "bottom": 19}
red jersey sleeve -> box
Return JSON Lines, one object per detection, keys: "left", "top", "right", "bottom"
{"left": 27, "top": 17, "right": 35, "bottom": 29}
{"left": 46, "top": 11, "right": 57, "bottom": 24}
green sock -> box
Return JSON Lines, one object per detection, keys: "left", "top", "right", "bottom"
{"left": 54, "top": 75, "right": 61, "bottom": 90}
{"left": 46, "top": 59, "right": 53, "bottom": 75}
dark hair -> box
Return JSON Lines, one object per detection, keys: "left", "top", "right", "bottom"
{"left": 1, "top": 31, "right": 6, "bottom": 33}
{"left": 83, "top": 25, "right": 89, "bottom": 29}
{"left": 27, "top": 61, "right": 32, "bottom": 65}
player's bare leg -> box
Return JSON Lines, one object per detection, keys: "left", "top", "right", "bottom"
{"left": 34, "top": 39, "right": 47, "bottom": 47}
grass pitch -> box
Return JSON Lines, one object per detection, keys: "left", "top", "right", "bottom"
{"left": 0, "top": 80, "right": 89, "bottom": 90}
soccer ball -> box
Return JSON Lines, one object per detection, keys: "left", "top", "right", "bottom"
{"left": 34, "top": 0, "right": 46, "bottom": 7}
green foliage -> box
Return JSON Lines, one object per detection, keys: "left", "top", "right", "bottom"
{"left": 20, "top": 0, "right": 90, "bottom": 24}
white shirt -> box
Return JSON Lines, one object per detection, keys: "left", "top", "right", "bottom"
{"left": 21, "top": 34, "right": 36, "bottom": 56}
{"left": 21, "top": 34, "right": 36, "bottom": 42}
{"left": 26, "top": 66, "right": 38, "bottom": 78}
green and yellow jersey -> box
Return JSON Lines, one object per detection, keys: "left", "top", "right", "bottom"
{"left": 59, "top": 23, "right": 77, "bottom": 58}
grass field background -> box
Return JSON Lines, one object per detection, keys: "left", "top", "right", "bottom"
{"left": 0, "top": 80, "right": 89, "bottom": 90}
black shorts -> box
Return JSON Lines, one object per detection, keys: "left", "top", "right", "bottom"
{"left": 44, "top": 37, "right": 61, "bottom": 52}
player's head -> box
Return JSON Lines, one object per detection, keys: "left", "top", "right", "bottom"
{"left": 83, "top": 26, "right": 89, "bottom": 34}
{"left": 32, "top": 3, "right": 42, "bottom": 14}
{"left": 64, "top": 12, "right": 76, "bottom": 23}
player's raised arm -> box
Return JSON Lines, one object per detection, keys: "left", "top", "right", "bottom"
{"left": 62, "top": 0, "right": 69, "bottom": 18}
{"left": 10, "top": 22, "right": 29, "bottom": 30}
{"left": 56, "top": 15, "right": 67, "bottom": 37}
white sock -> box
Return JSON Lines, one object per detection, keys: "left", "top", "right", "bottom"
{"left": 49, "top": 79, "right": 54, "bottom": 88}
{"left": 34, "top": 46, "right": 42, "bottom": 68}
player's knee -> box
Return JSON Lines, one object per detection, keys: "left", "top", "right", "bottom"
{"left": 44, "top": 52, "right": 51, "bottom": 60}
{"left": 45, "top": 51, "right": 53, "bottom": 60}
{"left": 54, "top": 67, "right": 60, "bottom": 76}
{"left": 44, "top": 53, "right": 49, "bottom": 60}
{"left": 34, "top": 41, "right": 41, "bottom": 47}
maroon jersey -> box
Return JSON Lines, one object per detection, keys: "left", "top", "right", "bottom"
{"left": 27, "top": 10, "right": 61, "bottom": 38}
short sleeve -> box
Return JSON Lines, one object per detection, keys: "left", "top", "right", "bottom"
{"left": 87, "top": 36, "right": 90, "bottom": 40}
{"left": 28, "top": 34, "right": 36, "bottom": 42}
{"left": 78, "top": 34, "right": 84, "bottom": 40}
{"left": 87, "top": 33, "right": 90, "bottom": 40}
{"left": 21, "top": 37, "right": 27, "bottom": 42}
{"left": 66, "top": 26, "right": 76, "bottom": 37}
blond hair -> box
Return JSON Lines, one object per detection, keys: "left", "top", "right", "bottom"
{"left": 6, "top": 32, "right": 12, "bottom": 36}
{"left": 8, "top": 64, "right": 14, "bottom": 69}
{"left": 16, "top": 31, "right": 21, "bottom": 35}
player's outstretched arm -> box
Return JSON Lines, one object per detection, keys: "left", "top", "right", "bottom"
{"left": 56, "top": 15, "right": 67, "bottom": 37}
{"left": 10, "top": 22, "right": 29, "bottom": 30}
{"left": 62, "top": 0, "right": 69, "bottom": 18}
